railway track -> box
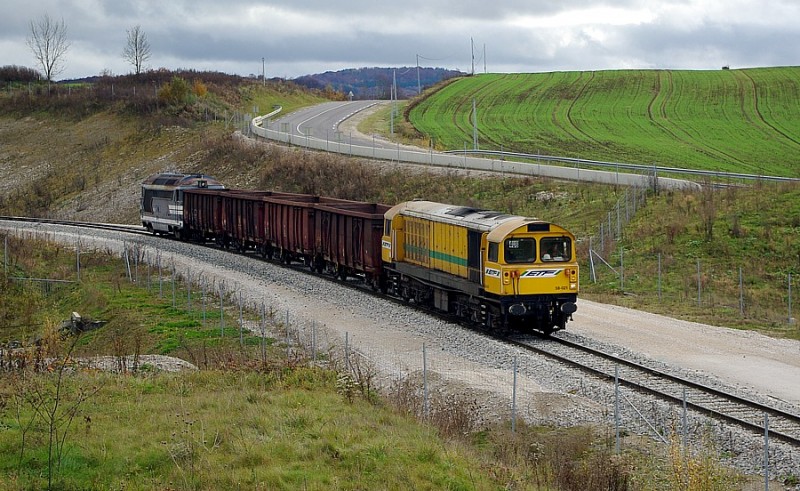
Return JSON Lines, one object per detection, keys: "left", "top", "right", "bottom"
{"left": 511, "top": 332, "right": 800, "bottom": 447}
{"left": 0, "top": 216, "right": 149, "bottom": 236}
{"left": 3, "top": 216, "right": 800, "bottom": 450}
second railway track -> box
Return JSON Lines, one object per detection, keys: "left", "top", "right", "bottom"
{"left": 511, "top": 332, "right": 800, "bottom": 447}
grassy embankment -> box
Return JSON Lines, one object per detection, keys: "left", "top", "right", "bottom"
{"left": 0, "top": 76, "right": 331, "bottom": 223}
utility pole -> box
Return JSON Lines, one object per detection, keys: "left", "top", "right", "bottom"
{"left": 416, "top": 54, "right": 421, "bottom": 94}
{"left": 262, "top": 57, "right": 265, "bottom": 86}
{"left": 471, "top": 37, "right": 475, "bottom": 75}
{"left": 391, "top": 69, "right": 396, "bottom": 135}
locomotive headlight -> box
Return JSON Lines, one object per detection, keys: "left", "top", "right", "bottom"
{"left": 503, "top": 271, "right": 510, "bottom": 285}
{"left": 570, "top": 283, "right": 577, "bottom": 290}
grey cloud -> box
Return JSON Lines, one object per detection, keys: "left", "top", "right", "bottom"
{"left": 2, "top": 0, "right": 798, "bottom": 80}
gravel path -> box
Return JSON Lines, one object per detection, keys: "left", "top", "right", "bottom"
{"left": 569, "top": 301, "right": 800, "bottom": 406}
{"left": 2, "top": 221, "right": 799, "bottom": 482}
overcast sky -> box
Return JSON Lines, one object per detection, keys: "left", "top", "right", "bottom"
{"left": 2, "top": 0, "right": 798, "bottom": 80}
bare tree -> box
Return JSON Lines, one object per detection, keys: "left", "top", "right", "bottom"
{"left": 26, "top": 13, "right": 70, "bottom": 82}
{"left": 122, "top": 25, "right": 151, "bottom": 75}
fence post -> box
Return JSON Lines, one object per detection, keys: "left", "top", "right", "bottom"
{"left": 619, "top": 247, "right": 624, "bottom": 291}
{"left": 239, "top": 292, "right": 243, "bottom": 346}
{"left": 511, "top": 356, "right": 518, "bottom": 433}
{"left": 764, "top": 412, "right": 770, "bottom": 491}
{"left": 615, "top": 365, "right": 620, "bottom": 454}
{"left": 261, "top": 302, "right": 267, "bottom": 363}
{"left": 599, "top": 223, "right": 604, "bottom": 253}
{"left": 286, "top": 310, "right": 291, "bottom": 361}
{"left": 219, "top": 283, "right": 225, "bottom": 336}
{"left": 789, "top": 273, "right": 793, "bottom": 325}
{"left": 345, "top": 332, "right": 350, "bottom": 373}
{"left": 697, "top": 259, "right": 702, "bottom": 307}
{"left": 657, "top": 253, "right": 662, "bottom": 301}
{"left": 423, "top": 343, "right": 429, "bottom": 419}
{"left": 682, "top": 388, "right": 688, "bottom": 450}
{"left": 124, "top": 246, "right": 132, "bottom": 282}
{"left": 311, "top": 320, "right": 317, "bottom": 363}
{"left": 739, "top": 267, "right": 744, "bottom": 317}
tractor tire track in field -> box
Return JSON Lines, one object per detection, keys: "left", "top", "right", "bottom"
{"left": 476, "top": 75, "right": 533, "bottom": 150}
{"left": 564, "top": 71, "right": 605, "bottom": 147}
{"left": 738, "top": 70, "right": 800, "bottom": 148}
{"left": 647, "top": 70, "right": 747, "bottom": 166}
{"left": 450, "top": 77, "right": 498, "bottom": 148}
{"left": 549, "top": 72, "right": 594, "bottom": 146}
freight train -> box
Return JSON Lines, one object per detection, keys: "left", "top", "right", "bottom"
{"left": 141, "top": 173, "right": 578, "bottom": 334}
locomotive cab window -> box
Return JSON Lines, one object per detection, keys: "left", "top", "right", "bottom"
{"left": 540, "top": 237, "right": 572, "bottom": 262}
{"left": 488, "top": 242, "right": 499, "bottom": 262}
{"left": 504, "top": 238, "right": 536, "bottom": 263}
{"left": 384, "top": 219, "right": 392, "bottom": 236}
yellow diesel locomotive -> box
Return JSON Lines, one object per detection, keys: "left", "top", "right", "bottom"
{"left": 381, "top": 200, "right": 578, "bottom": 334}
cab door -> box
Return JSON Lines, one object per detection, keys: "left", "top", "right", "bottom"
{"left": 467, "top": 231, "right": 482, "bottom": 283}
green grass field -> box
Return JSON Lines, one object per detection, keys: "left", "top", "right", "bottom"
{"left": 409, "top": 68, "right": 800, "bottom": 176}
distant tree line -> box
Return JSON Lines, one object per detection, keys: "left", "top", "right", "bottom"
{"left": 293, "top": 67, "right": 465, "bottom": 100}
{"left": 1, "top": 65, "right": 42, "bottom": 83}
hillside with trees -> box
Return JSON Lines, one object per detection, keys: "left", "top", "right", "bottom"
{"left": 293, "top": 66, "right": 464, "bottom": 99}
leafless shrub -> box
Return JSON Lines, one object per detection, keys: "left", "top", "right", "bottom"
{"left": 384, "top": 373, "right": 481, "bottom": 439}
{"left": 8, "top": 327, "right": 101, "bottom": 489}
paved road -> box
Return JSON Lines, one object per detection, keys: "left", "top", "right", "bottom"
{"left": 266, "top": 100, "right": 390, "bottom": 148}
{"left": 255, "top": 101, "right": 698, "bottom": 190}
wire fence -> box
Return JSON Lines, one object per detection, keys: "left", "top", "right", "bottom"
{"left": 0, "top": 227, "right": 791, "bottom": 482}
{"left": 585, "top": 187, "right": 800, "bottom": 329}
